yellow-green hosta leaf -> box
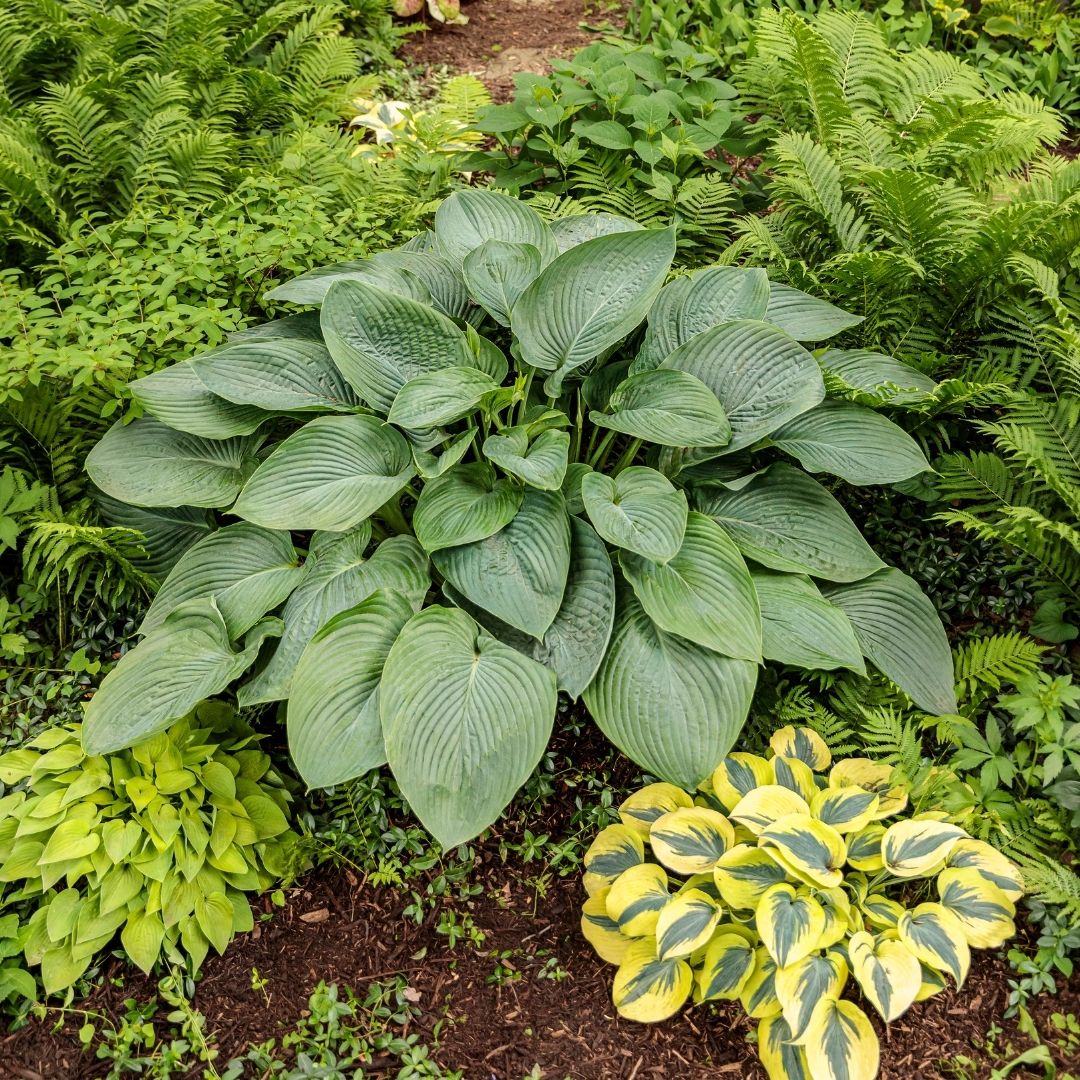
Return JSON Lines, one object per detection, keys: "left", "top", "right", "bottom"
{"left": 898, "top": 902, "right": 970, "bottom": 986}
{"left": 611, "top": 936, "right": 692, "bottom": 1023}
{"left": 811, "top": 787, "right": 879, "bottom": 834}
{"left": 758, "top": 814, "right": 846, "bottom": 889}
{"left": 881, "top": 819, "right": 966, "bottom": 879}
{"left": 937, "top": 867, "right": 1016, "bottom": 949}
{"left": 656, "top": 888, "right": 722, "bottom": 960}
{"left": 756, "top": 883, "right": 826, "bottom": 968}
{"left": 945, "top": 839, "right": 1024, "bottom": 903}
{"left": 770, "top": 726, "right": 831, "bottom": 771}
{"left": 775, "top": 948, "right": 848, "bottom": 1040}
{"left": 861, "top": 894, "right": 905, "bottom": 930}
{"left": 915, "top": 961, "right": 947, "bottom": 1001}
{"left": 759, "top": 1013, "right": 811, "bottom": 1080}
{"left": 695, "top": 932, "right": 756, "bottom": 1002}
{"left": 40, "top": 819, "right": 101, "bottom": 864}
{"left": 606, "top": 863, "right": 671, "bottom": 937}
{"left": 817, "top": 888, "right": 854, "bottom": 948}
{"left": 618, "top": 783, "right": 694, "bottom": 839}
{"left": 649, "top": 806, "right": 735, "bottom": 875}
{"left": 121, "top": 910, "right": 165, "bottom": 975}
{"left": 846, "top": 823, "right": 886, "bottom": 872}
{"left": 740, "top": 945, "right": 782, "bottom": 1018}
{"left": 583, "top": 824, "right": 645, "bottom": 896}
{"left": 828, "top": 758, "right": 907, "bottom": 818}
{"left": 581, "top": 888, "right": 630, "bottom": 965}
{"left": 802, "top": 998, "right": 880, "bottom": 1080}
{"left": 771, "top": 755, "right": 818, "bottom": 804}
{"left": 730, "top": 785, "right": 810, "bottom": 835}
{"left": 711, "top": 753, "right": 774, "bottom": 811}
{"left": 849, "top": 930, "right": 922, "bottom": 1022}
{"left": 713, "top": 844, "right": 789, "bottom": 910}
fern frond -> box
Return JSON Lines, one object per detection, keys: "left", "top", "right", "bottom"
{"left": 952, "top": 633, "right": 1046, "bottom": 703}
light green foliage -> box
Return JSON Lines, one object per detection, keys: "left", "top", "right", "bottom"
{"left": 0, "top": 703, "right": 296, "bottom": 997}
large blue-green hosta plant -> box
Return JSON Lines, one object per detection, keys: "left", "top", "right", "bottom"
{"left": 83, "top": 191, "right": 955, "bottom": 847}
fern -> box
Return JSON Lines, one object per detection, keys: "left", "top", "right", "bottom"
{"left": 953, "top": 633, "right": 1046, "bottom": 704}
{"left": 1015, "top": 856, "right": 1080, "bottom": 923}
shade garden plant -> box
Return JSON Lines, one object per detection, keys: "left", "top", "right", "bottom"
{"left": 81, "top": 189, "right": 957, "bottom": 850}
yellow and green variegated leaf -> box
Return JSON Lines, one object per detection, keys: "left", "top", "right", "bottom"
{"left": 713, "top": 844, "right": 789, "bottom": 910}
{"left": 583, "top": 823, "right": 645, "bottom": 896}
{"left": 881, "top": 820, "right": 966, "bottom": 879}
{"left": 759, "top": 814, "right": 846, "bottom": 889}
{"left": 770, "top": 726, "right": 831, "bottom": 771}
{"left": 811, "top": 787, "right": 879, "bottom": 834}
{"left": 618, "top": 783, "right": 694, "bottom": 838}
{"left": 730, "top": 786, "right": 810, "bottom": 836}
{"left": 649, "top": 807, "right": 735, "bottom": 875}
{"left": 771, "top": 755, "right": 818, "bottom": 804}
{"left": 861, "top": 894, "right": 904, "bottom": 930}
{"left": 695, "top": 932, "right": 756, "bottom": 1002}
{"left": 677, "top": 872, "right": 723, "bottom": 903}
{"left": 759, "top": 1013, "right": 811, "bottom": 1080}
{"left": 848, "top": 930, "right": 921, "bottom": 1022}
{"left": 945, "top": 839, "right": 1024, "bottom": 903}
{"left": 581, "top": 887, "right": 630, "bottom": 965}
{"left": 656, "top": 888, "right": 721, "bottom": 960}
{"left": 817, "top": 888, "right": 853, "bottom": 948}
{"left": 606, "top": 863, "right": 671, "bottom": 937}
{"left": 802, "top": 998, "right": 880, "bottom": 1080}
{"left": 898, "top": 902, "right": 970, "bottom": 986}
{"left": 937, "top": 867, "right": 1016, "bottom": 949}
{"left": 828, "top": 758, "right": 907, "bottom": 817}
{"left": 915, "top": 960, "right": 947, "bottom": 1001}
{"left": 776, "top": 948, "right": 848, "bottom": 1040}
{"left": 740, "top": 945, "right": 782, "bottom": 1018}
{"left": 612, "top": 937, "right": 692, "bottom": 1022}
{"left": 711, "top": 753, "right": 774, "bottom": 812}
{"left": 757, "top": 883, "right": 826, "bottom": 968}
{"left": 846, "top": 823, "right": 886, "bottom": 872}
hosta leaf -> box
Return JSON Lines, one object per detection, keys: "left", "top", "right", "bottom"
{"left": 822, "top": 569, "right": 957, "bottom": 714}
{"left": 662, "top": 320, "right": 824, "bottom": 451}
{"left": 414, "top": 461, "right": 523, "bottom": 552}
{"left": 881, "top": 819, "right": 966, "bottom": 878}
{"left": 583, "top": 584, "right": 757, "bottom": 790}
{"left": 771, "top": 401, "right": 930, "bottom": 485}
{"left": 758, "top": 1013, "right": 811, "bottom": 1080}
{"left": 381, "top": 606, "right": 557, "bottom": 847}
{"left": 759, "top": 815, "right": 847, "bottom": 889}
{"left": 695, "top": 463, "right": 884, "bottom": 582}
{"left": 194, "top": 892, "right": 234, "bottom": 955}
{"left": 121, "top": 911, "right": 165, "bottom": 976}
{"left": 412, "top": 427, "right": 476, "bottom": 480}
{"left": 620, "top": 511, "right": 762, "bottom": 661}
{"left": 321, "top": 280, "right": 474, "bottom": 413}
{"left": 775, "top": 948, "right": 848, "bottom": 1039}
{"left": 130, "top": 363, "right": 267, "bottom": 438}
{"left": 757, "top": 883, "right": 826, "bottom": 968}
{"left": 846, "top": 823, "right": 886, "bottom": 872}
{"left": 483, "top": 427, "right": 570, "bottom": 491}
{"left": 239, "top": 531, "right": 429, "bottom": 705}
{"left": 770, "top": 726, "right": 832, "bottom": 772}
{"left": 435, "top": 189, "right": 557, "bottom": 266}
{"left": 229, "top": 311, "right": 323, "bottom": 342}
{"left": 387, "top": 367, "right": 498, "bottom": 429}
{"left": 433, "top": 489, "right": 571, "bottom": 639}
{"left": 606, "top": 863, "right": 671, "bottom": 937}
{"left": 696, "top": 932, "right": 756, "bottom": 1002}
{"left": 771, "top": 755, "right": 818, "bottom": 804}
{"left": 754, "top": 571, "right": 866, "bottom": 674}
{"left": 264, "top": 257, "right": 430, "bottom": 306}
{"left": 655, "top": 888, "right": 721, "bottom": 960}
{"left": 591, "top": 369, "right": 731, "bottom": 448}
{"left": 945, "top": 839, "right": 1024, "bottom": 902}
{"left": 581, "top": 466, "right": 688, "bottom": 563}
{"left": 820, "top": 349, "right": 937, "bottom": 405}
{"left": 765, "top": 283, "right": 864, "bottom": 341}
{"left": 848, "top": 930, "right": 922, "bottom": 1023}
{"left": 462, "top": 239, "right": 544, "bottom": 324}
{"left": 513, "top": 227, "right": 676, "bottom": 392}
{"left": 897, "top": 902, "right": 971, "bottom": 986}
{"left": 728, "top": 785, "right": 810, "bottom": 835}
{"left": 634, "top": 276, "right": 693, "bottom": 372}
{"left": 231, "top": 415, "right": 415, "bottom": 532}
{"left": 740, "top": 945, "right": 781, "bottom": 1018}
{"left": 548, "top": 213, "right": 642, "bottom": 252}
{"left": 801, "top": 998, "right": 879, "bottom": 1080}
{"left": 648, "top": 807, "right": 735, "bottom": 876}
{"left": 86, "top": 418, "right": 262, "bottom": 509}
{"left": 82, "top": 599, "right": 279, "bottom": 755}
{"left": 583, "top": 824, "right": 645, "bottom": 896}
{"left": 139, "top": 523, "right": 304, "bottom": 638}
{"left": 618, "top": 783, "right": 694, "bottom": 839}
{"left": 810, "top": 787, "right": 880, "bottom": 835}
{"left": 366, "top": 249, "right": 474, "bottom": 322}
{"left": 712, "top": 844, "right": 789, "bottom": 910}
{"left": 936, "top": 867, "right": 1016, "bottom": 948}
{"left": 612, "top": 937, "right": 692, "bottom": 1022}
{"left": 581, "top": 888, "right": 631, "bottom": 965}
{"left": 287, "top": 589, "right": 415, "bottom": 789}
{"left": 711, "top": 753, "right": 774, "bottom": 811}
{"left": 96, "top": 497, "right": 214, "bottom": 579}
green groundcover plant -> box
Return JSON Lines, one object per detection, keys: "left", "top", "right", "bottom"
{"left": 81, "top": 189, "right": 958, "bottom": 849}
{"left": 581, "top": 725, "right": 1023, "bottom": 1080}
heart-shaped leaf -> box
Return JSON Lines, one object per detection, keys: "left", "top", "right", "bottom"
{"left": 387, "top": 367, "right": 498, "bottom": 429}
{"left": 130, "top": 363, "right": 267, "bottom": 439}
{"left": 434, "top": 189, "right": 557, "bottom": 266}
{"left": 765, "top": 283, "right": 864, "bottom": 341}
{"left": 462, "top": 240, "right": 544, "bottom": 325}
{"left": 483, "top": 426, "right": 570, "bottom": 490}
{"left": 413, "top": 462, "right": 523, "bottom": 552}
{"left": 582, "top": 466, "right": 688, "bottom": 563}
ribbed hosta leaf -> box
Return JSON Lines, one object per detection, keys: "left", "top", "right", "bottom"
{"left": 582, "top": 466, "right": 688, "bottom": 563}
{"left": 771, "top": 401, "right": 930, "bottom": 485}
{"left": 86, "top": 418, "right": 262, "bottom": 509}
{"left": 694, "top": 463, "right": 884, "bottom": 582}
{"left": 413, "top": 462, "right": 523, "bottom": 552}
{"left": 583, "top": 583, "right": 757, "bottom": 788}
{"left": 320, "top": 280, "right": 474, "bottom": 413}
{"left": 434, "top": 189, "right": 557, "bottom": 266}
{"left": 264, "top": 258, "right": 429, "bottom": 306}
{"left": 387, "top": 367, "right": 498, "bottom": 429}
{"left": 231, "top": 415, "right": 414, "bottom": 532}
{"left": 140, "top": 523, "right": 304, "bottom": 638}
{"left": 381, "top": 606, "right": 557, "bottom": 847}
{"left": 765, "top": 283, "right": 864, "bottom": 341}
{"left": 96, "top": 496, "right": 214, "bottom": 579}
{"left": 82, "top": 598, "right": 280, "bottom": 754}
{"left": 752, "top": 571, "right": 865, "bottom": 673}
{"left": 228, "top": 311, "right": 323, "bottom": 342}
{"left": 662, "top": 320, "right": 824, "bottom": 451}
{"left": 548, "top": 213, "right": 643, "bottom": 252}
{"left": 190, "top": 339, "right": 359, "bottom": 413}
{"left": 483, "top": 427, "right": 570, "bottom": 491}
{"left": 239, "top": 531, "right": 429, "bottom": 705}
{"left": 634, "top": 276, "right": 692, "bottom": 372}
{"left": 462, "top": 240, "right": 543, "bottom": 325}
{"left": 130, "top": 363, "right": 267, "bottom": 439}
{"left": 820, "top": 349, "right": 937, "bottom": 404}
{"left": 413, "top": 427, "right": 476, "bottom": 479}
{"left": 433, "top": 490, "right": 571, "bottom": 638}
{"left": 822, "top": 568, "right": 957, "bottom": 714}
{"left": 287, "top": 589, "right": 415, "bottom": 789}
{"left": 620, "top": 512, "right": 762, "bottom": 661}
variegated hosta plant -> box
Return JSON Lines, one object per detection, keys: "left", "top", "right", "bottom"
{"left": 581, "top": 726, "right": 1023, "bottom": 1080}
{"left": 85, "top": 189, "right": 956, "bottom": 848}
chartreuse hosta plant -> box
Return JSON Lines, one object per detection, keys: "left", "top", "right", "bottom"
{"left": 581, "top": 726, "right": 1023, "bottom": 1080}
{"left": 83, "top": 189, "right": 955, "bottom": 848}
{"left": 0, "top": 704, "right": 294, "bottom": 995}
